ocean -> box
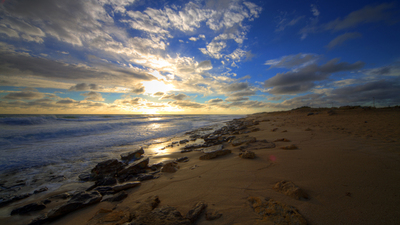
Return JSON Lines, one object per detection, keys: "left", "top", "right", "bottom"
{"left": 0, "top": 114, "right": 244, "bottom": 196}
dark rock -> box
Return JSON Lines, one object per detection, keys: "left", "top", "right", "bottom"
{"left": 248, "top": 197, "right": 307, "bottom": 225}
{"left": 274, "top": 138, "right": 291, "bottom": 142}
{"left": 273, "top": 180, "right": 309, "bottom": 200}
{"left": 183, "top": 143, "right": 204, "bottom": 150}
{"left": 42, "top": 199, "right": 51, "bottom": 205}
{"left": 0, "top": 193, "right": 32, "bottom": 208}
{"left": 133, "top": 205, "right": 190, "bottom": 225}
{"left": 101, "top": 191, "right": 128, "bottom": 202}
{"left": 199, "top": 149, "right": 231, "bottom": 160}
{"left": 239, "top": 151, "right": 256, "bottom": 159}
{"left": 11, "top": 203, "right": 46, "bottom": 215}
{"left": 91, "top": 159, "right": 124, "bottom": 180}
{"left": 136, "top": 173, "right": 155, "bottom": 181}
{"left": 78, "top": 172, "right": 93, "bottom": 181}
{"left": 186, "top": 201, "right": 207, "bottom": 222}
{"left": 94, "top": 186, "right": 115, "bottom": 195}
{"left": 120, "top": 147, "right": 144, "bottom": 162}
{"left": 118, "top": 157, "right": 149, "bottom": 178}
{"left": 307, "top": 112, "right": 314, "bottom": 116}
{"left": 251, "top": 127, "right": 260, "bottom": 132}
{"left": 161, "top": 161, "right": 180, "bottom": 173}
{"left": 176, "top": 156, "right": 189, "bottom": 162}
{"left": 49, "top": 193, "right": 71, "bottom": 200}
{"left": 113, "top": 181, "right": 141, "bottom": 192}
{"left": 28, "top": 215, "right": 48, "bottom": 225}
{"left": 239, "top": 141, "right": 276, "bottom": 151}
{"left": 280, "top": 144, "right": 298, "bottom": 150}
{"left": 150, "top": 162, "right": 163, "bottom": 171}
{"left": 179, "top": 139, "right": 189, "bottom": 144}
{"left": 95, "top": 177, "right": 117, "bottom": 186}
{"left": 47, "top": 175, "right": 66, "bottom": 182}
{"left": 33, "top": 187, "right": 49, "bottom": 194}
{"left": 205, "top": 209, "right": 222, "bottom": 221}
{"left": 181, "top": 149, "right": 193, "bottom": 153}
{"left": 47, "top": 191, "right": 102, "bottom": 220}
{"left": 231, "top": 136, "right": 256, "bottom": 146}
{"left": 271, "top": 128, "right": 278, "bottom": 132}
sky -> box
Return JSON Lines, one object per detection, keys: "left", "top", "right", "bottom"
{"left": 0, "top": 0, "right": 400, "bottom": 114}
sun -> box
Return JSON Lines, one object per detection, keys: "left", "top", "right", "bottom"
{"left": 141, "top": 80, "right": 175, "bottom": 95}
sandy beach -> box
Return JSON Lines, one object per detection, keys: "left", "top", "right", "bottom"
{"left": 2, "top": 107, "right": 400, "bottom": 225}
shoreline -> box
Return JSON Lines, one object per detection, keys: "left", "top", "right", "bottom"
{"left": 1, "top": 107, "right": 400, "bottom": 224}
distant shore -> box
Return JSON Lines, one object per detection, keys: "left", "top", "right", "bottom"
{"left": 1, "top": 107, "right": 400, "bottom": 225}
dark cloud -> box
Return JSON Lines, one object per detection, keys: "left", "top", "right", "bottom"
{"left": 80, "top": 91, "right": 104, "bottom": 101}
{"left": 197, "top": 60, "right": 212, "bottom": 70}
{"left": 222, "top": 82, "right": 248, "bottom": 92}
{"left": 228, "top": 100, "right": 270, "bottom": 108}
{"left": 120, "top": 97, "right": 142, "bottom": 105}
{"left": 265, "top": 54, "right": 319, "bottom": 69}
{"left": 153, "top": 92, "right": 164, "bottom": 96}
{"left": 208, "top": 98, "right": 223, "bottom": 104}
{"left": 362, "top": 62, "right": 400, "bottom": 76}
{"left": 326, "top": 32, "right": 362, "bottom": 50}
{"left": 229, "top": 90, "right": 256, "bottom": 97}
{"left": 324, "top": 3, "right": 396, "bottom": 31}
{"left": 264, "top": 58, "right": 365, "bottom": 94}
{"left": 169, "top": 100, "right": 204, "bottom": 108}
{"left": 225, "top": 96, "right": 249, "bottom": 102}
{"left": 161, "top": 93, "right": 188, "bottom": 100}
{"left": 56, "top": 98, "right": 77, "bottom": 104}
{"left": 3, "top": 91, "right": 44, "bottom": 100}
{"left": 131, "top": 84, "right": 145, "bottom": 94}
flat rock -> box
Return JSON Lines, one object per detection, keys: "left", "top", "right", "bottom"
{"left": 91, "top": 159, "right": 124, "bottom": 180}
{"left": 11, "top": 203, "right": 46, "bottom": 215}
{"left": 133, "top": 205, "right": 191, "bottom": 225}
{"left": 186, "top": 201, "right": 207, "bottom": 222}
{"left": 248, "top": 197, "right": 308, "bottom": 225}
{"left": 273, "top": 138, "right": 291, "bottom": 142}
{"left": 280, "top": 144, "right": 298, "bottom": 150}
{"left": 120, "top": 147, "right": 144, "bottom": 162}
{"left": 176, "top": 156, "right": 189, "bottom": 162}
{"left": 273, "top": 181, "right": 309, "bottom": 200}
{"left": 231, "top": 136, "right": 256, "bottom": 146}
{"left": 199, "top": 149, "right": 231, "bottom": 160}
{"left": 118, "top": 157, "right": 149, "bottom": 177}
{"left": 239, "top": 151, "right": 256, "bottom": 159}
{"left": 239, "top": 141, "right": 276, "bottom": 150}
{"left": 33, "top": 187, "right": 48, "bottom": 194}
{"left": 113, "top": 181, "right": 141, "bottom": 192}
{"left": 87, "top": 208, "right": 131, "bottom": 225}
{"left": 205, "top": 209, "right": 223, "bottom": 221}
{"left": 202, "top": 144, "right": 223, "bottom": 153}
{"left": 161, "top": 161, "right": 180, "bottom": 173}
{"left": 101, "top": 191, "right": 128, "bottom": 202}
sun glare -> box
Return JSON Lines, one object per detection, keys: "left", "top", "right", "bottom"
{"left": 142, "top": 80, "right": 174, "bottom": 94}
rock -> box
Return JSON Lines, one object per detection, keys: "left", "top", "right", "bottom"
{"left": 113, "top": 181, "right": 141, "bottom": 192}
{"left": 120, "top": 147, "right": 144, "bottom": 162}
{"left": 93, "top": 186, "right": 115, "bottom": 195}
{"left": 149, "top": 162, "right": 163, "bottom": 171}
{"left": 199, "top": 149, "right": 231, "bottom": 160}
{"left": 305, "top": 128, "right": 312, "bottom": 131}
{"left": 91, "top": 159, "right": 124, "bottom": 180}
{"left": 33, "top": 187, "right": 48, "bottom": 194}
{"left": 176, "top": 156, "right": 189, "bottom": 162}
{"left": 186, "top": 201, "right": 207, "bottom": 222}
{"left": 271, "top": 128, "right": 278, "bottom": 132}
{"left": 136, "top": 173, "right": 155, "bottom": 181}
{"left": 202, "top": 144, "right": 223, "bottom": 152}
{"left": 0, "top": 193, "right": 32, "bottom": 207}
{"left": 274, "top": 138, "right": 291, "bottom": 142}
{"left": 118, "top": 157, "right": 149, "bottom": 178}
{"left": 205, "top": 209, "right": 222, "bottom": 221}
{"left": 161, "top": 161, "right": 180, "bottom": 173}
{"left": 42, "top": 199, "right": 51, "bottom": 205}
{"left": 101, "top": 191, "right": 128, "bottom": 202}
{"left": 133, "top": 205, "right": 191, "bottom": 225}
{"left": 231, "top": 136, "right": 256, "bottom": 146}
{"left": 327, "top": 110, "right": 336, "bottom": 115}
{"left": 49, "top": 193, "right": 71, "bottom": 200}
{"left": 307, "top": 112, "right": 314, "bottom": 116}
{"left": 179, "top": 139, "right": 189, "bottom": 144}
{"left": 280, "top": 144, "right": 298, "bottom": 150}
{"left": 11, "top": 203, "right": 46, "bottom": 215}
{"left": 95, "top": 177, "right": 117, "bottom": 186}
{"left": 239, "top": 141, "right": 276, "bottom": 151}
{"left": 273, "top": 181, "right": 309, "bottom": 200}
{"left": 46, "top": 191, "right": 102, "bottom": 220}
{"left": 181, "top": 149, "right": 193, "bottom": 153}
{"left": 239, "top": 151, "right": 256, "bottom": 159}
{"left": 282, "top": 130, "right": 288, "bottom": 132}
{"left": 251, "top": 127, "right": 260, "bottom": 132}
{"left": 87, "top": 208, "right": 131, "bottom": 225}
{"left": 248, "top": 197, "right": 308, "bottom": 225}
{"left": 78, "top": 172, "right": 93, "bottom": 181}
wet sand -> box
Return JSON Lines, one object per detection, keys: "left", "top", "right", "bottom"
{"left": 3, "top": 107, "right": 400, "bottom": 224}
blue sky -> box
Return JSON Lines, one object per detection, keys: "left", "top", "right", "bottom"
{"left": 0, "top": 0, "right": 399, "bottom": 114}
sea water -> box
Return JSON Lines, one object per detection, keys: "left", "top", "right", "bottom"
{"left": 0, "top": 114, "right": 243, "bottom": 197}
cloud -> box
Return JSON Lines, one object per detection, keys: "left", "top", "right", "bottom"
{"left": 325, "top": 3, "right": 395, "bottom": 31}
{"left": 80, "top": 91, "right": 105, "bottom": 101}
{"left": 222, "top": 82, "right": 248, "bottom": 92}
{"left": 326, "top": 32, "right": 362, "bottom": 49}
{"left": 208, "top": 98, "right": 224, "bottom": 104}
{"left": 131, "top": 84, "right": 145, "bottom": 94}
{"left": 229, "top": 90, "right": 256, "bottom": 97}
{"left": 362, "top": 62, "right": 400, "bottom": 77}
{"left": 153, "top": 92, "right": 164, "bottom": 96}
{"left": 310, "top": 4, "right": 320, "bottom": 17}
{"left": 161, "top": 93, "right": 188, "bottom": 100}
{"left": 189, "top": 37, "right": 198, "bottom": 41}
{"left": 275, "top": 11, "right": 304, "bottom": 32}
{"left": 225, "top": 96, "right": 249, "bottom": 102}
{"left": 2, "top": 91, "right": 45, "bottom": 100}
{"left": 69, "top": 83, "right": 100, "bottom": 91}
{"left": 265, "top": 53, "right": 319, "bottom": 69}
{"left": 264, "top": 58, "right": 365, "bottom": 94}
{"left": 169, "top": 100, "right": 205, "bottom": 108}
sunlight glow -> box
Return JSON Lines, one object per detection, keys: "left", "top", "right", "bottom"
{"left": 142, "top": 80, "right": 175, "bottom": 94}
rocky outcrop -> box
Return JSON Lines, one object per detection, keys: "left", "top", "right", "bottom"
{"left": 118, "top": 157, "right": 149, "bottom": 179}
{"left": 91, "top": 159, "right": 124, "bottom": 180}
{"left": 239, "top": 151, "right": 256, "bottom": 159}
{"left": 186, "top": 201, "right": 207, "bottom": 222}
{"left": 231, "top": 136, "right": 256, "bottom": 146}
{"left": 248, "top": 197, "right": 308, "bottom": 225}
{"left": 120, "top": 147, "right": 144, "bottom": 162}
{"left": 11, "top": 203, "right": 46, "bottom": 215}
{"left": 273, "top": 181, "right": 309, "bottom": 200}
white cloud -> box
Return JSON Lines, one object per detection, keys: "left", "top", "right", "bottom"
{"left": 326, "top": 32, "right": 362, "bottom": 49}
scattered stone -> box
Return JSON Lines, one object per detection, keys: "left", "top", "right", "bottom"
{"left": 161, "top": 161, "right": 180, "bottom": 173}
{"left": 231, "top": 136, "right": 256, "bottom": 146}
{"left": 274, "top": 138, "right": 291, "bottom": 142}
{"left": 176, "top": 156, "right": 189, "bottom": 162}
{"left": 273, "top": 181, "right": 309, "bottom": 200}
{"left": 200, "top": 149, "right": 231, "bottom": 160}
{"left": 47, "top": 175, "right": 66, "bottom": 182}
{"left": 95, "top": 177, "right": 117, "bottom": 186}
{"left": 280, "top": 144, "right": 298, "bottom": 150}
{"left": 271, "top": 128, "right": 278, "bottom": 132}
{"left": 305, "top": 128, "right": 312, "bottom": 131}
{"left": 93, "top": 186, "right": 114, "bottom": 196}
{"left": 87, "top": 208, "right": 131, "bottom": 225}
{"left": 33, "top": 187, "right": 48, "bottom": 194}
{"left": 11, "top": 203, "right": 46, "bottom": 215}
{"left": 150, "top": 162, "right": 163, "bottom": 171}
{"left": 113, "top": 181, "right": 141, "bottom": 192}
{"left": 205, "top": 209, "right": 222, "bottom": 221}
{"left": 239, "top": 141, "right": 276, "bottom": 151}
{"left": 307, "top": 112, "right": 314, "bottom": 116}
{"left": 239, "top": 151, "right": 256, "bottom": 159}
{"left": 0, "top": 193, "right": 32, "bottom": 208}
{"left": 251, "top": 127, "right": 260, "bottom": 132}
{"left": 78, "top": 172, "right": 93, "bottom": 182}
{"left": 282, "top": 130, "right": 288, "bottom": 132}
{"left": 101, "top": 191, "right": 128, "bottom": 202}
{"left": 248, "top": 197, "right": 308, "bottom": 225}
{"left": 135, "top": 205, "right": 191, "bottom": 225}
{"left": 49, "top": 193, "right": 71, "bottom": 200}
{"left": 42, "top": 199, "right": 51, "bottom": 205}
{"left": 136, "top": 173, "right": 155, "bottom": 181}
{"left": 186, "top": 201, "right": 207, "bottom": 223}
{"left": 190, "top": 165, "right": 198, "bottom": 170}
{"left": 179, "top": 139, "right": 189, "bottom": 144}
{"left": 91, "top": 159, "right": 124, "bottom": 180}
{"left": 118, "top": 157, "right": 149, "bottom": 178}
{"left": 181, "top": 149, "right": 193, "bottom": 153}
{"left": 120, "top": 147, "right": 144, "bottom": 162}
